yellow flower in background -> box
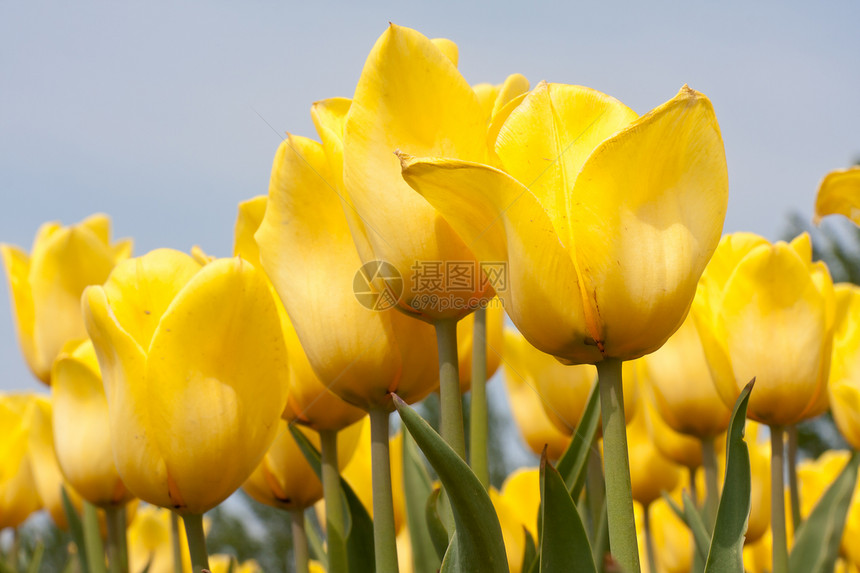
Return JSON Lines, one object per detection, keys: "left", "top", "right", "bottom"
{"left": 0, "top": 214, "right": 131, "bottom": 382}
{"left": 499, "top": 468, "right": 540, "bottom": 542}
{"left": 639, "top": 311, "right": 731, "bottom": 439}
{"left": 340, "top": 24, "right": 497, "bottom": 322}
{"left": 235, "top": 196, "right": 365, "bottom": 431}
{"left": 401, "top": 83, "right": 728, "bottom": 364}
{"left": 814, "top": 166, "right": 860, "bottom": 225}
{"left": 127, "top": 504, "right": 207, "bottom": 573}
{"left": 255, "top": 124, "right": 439, "bottom": 412}
{"left": 243, "top": 418, "right": 363, "bottom": 512}
{"left": 208, "top": 555, "right": 262, "bottom": 573}
{"left": 502, "top": 328, "right": 575, "bottom": 459}
{"left": 828, "top": 283, "right": 860, "bottom": 449}
{"left": 648, "top": 497, "right": 693, "bottom": 573}
{"left": 627, "top": 400, "right": 682, "bottom": 508}
{"left": 694, "top": 233, "right": 834, "bottom": 426}
{"left": 52, "top": 339, "right": 134, "bottom": 507}
{"left": 82, "top": 249, "right": 289, "bottom": 514}
{"left": 0, "top": 394, "right": 42, "bottom": 529}
{"left": 638, "top": 384, "right": 704, "bottom": 471}
{"left": 456, "top": 301, "right": 504, "bottom": 393}
{"left": 490, "top": 487, "right": 528, "bottom": 573}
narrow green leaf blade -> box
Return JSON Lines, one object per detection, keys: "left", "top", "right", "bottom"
{"left": 556, "top": 378, "right": 600, "bottom": 498}
{"left": 521, "top": 527, "right": 537, "bottom": 573}
{"left": 403, "top": 427, "right": 443, "bottom": 573}
{"left": 539, "top": 452, "right": 597, "bottom": 573}
{"left": 394, "top": 395, "right": 509, "bottom": 573}
{"left": 425, "top": 488, "right": 450, "bottom": 562}
{"left": 704, "top": 380, "right": 754, "bottom": 573}
{"left": 26, "top": 542, "right": 44, "bottom": 573}
{"left": 61, "top": 486, "right": 90, "bottom": 573}
{"left": 789, "top": 452, "right": 860, "bottom": 573}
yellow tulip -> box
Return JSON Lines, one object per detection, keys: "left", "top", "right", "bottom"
{"left": 456, "top": 300, "right": 504, "bottom": 393}
{"left": 401, "top": 83, "right": 728, "bottom": 364}
{"left": 694, "top": 233, "right": 834, "bottom": 426}
{"left": 235, "top": 195, "right": 365, "bottom": 431}
{"left": 0, "top": 394, "right": 42, "bottom": 529}
{"left": 501, "top": 328, "right": 574, "bottom": 459}
{"left": 627, "top": 400, "right": 682, "bottom": 507}
{"left": 340, "top": 24, "right": 498, "bottom": 322}
{"left": 255, "top": 127, "right": 439, "bottom": 412}
{"left": 499, "top": 468, "right": 540, "bottom": 542}
{"left": 489, "top": 487, "right": 527, "bottom": 573}
{"left": 639, "top": 311, "right": 731, "bottom": 439}
{"left": 208, "top": 555, "right": 261, "bottom": 573}
{"left": 243, "top": 418, "right": 363, "bottom": 512}
{"left": 82, "top": 249, "right": 290, "bottom": 514}
{"left": 828, "top": 283, "right": 860, "bottom": 449}
{"left": 648, "top": 496, "right": 693, "bottom": 573}
{"left": 639, "top": 384, "right": 703, "bottom": 471}
{"left": 1, "top": 214, "right": 131, "bottom": 382}
{"left": 814, "top": 166, "right": 860, "bottom": 225}
{"left": 52, "top": 339, "right": 134, "bottom": 507}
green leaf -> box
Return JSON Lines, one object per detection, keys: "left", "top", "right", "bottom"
{"left": 61, "top": 487, "right": 89, "bottom": 573}
{"left": 425, "top": 488, "right": 450, "bottom": 562}
{"left": 393, "top": 394, "right": 509, "bottom": 573}
{"left": 521, "top": 527, "right": 538, "bottom": 573}
{"left": 704, "top": 379, "right": 754, "bottom": 573}
{"left": 305, "top": 515, "right": 327, "bottom": 569}
{"left": 556, "top": 377, "right": 600, "bottom": 498}
{"left": 539, "top": 452, "right": 597, "bottom": 573}
{"left": 789, "top": 452, "right": 860, "bottom": 573}
{"left": 403, "top": 427, "right": 443, "bottom": 573}
{"left": 289, "top": 425, "right": 376, "bottom": 572}
{"left": 26, "top": 543, "right": 44, "bottom": 573}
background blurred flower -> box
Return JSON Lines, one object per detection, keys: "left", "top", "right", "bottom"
{"left": 0, "top": 214, "right": 130, "bottom": 382}
{"left": 814, "top": 166, "right": 860, "bottom": 226}
{"left": 0, "top": 394, "right": 42, "bottom": 529}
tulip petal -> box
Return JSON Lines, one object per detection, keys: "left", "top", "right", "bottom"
{"left": 26, "top": 223, "right": 118, "bottom": 381}
{"left": 52, "top": 340, "right": 130, "bottom": 505}
{"left": 0, "top": 245, "right": 39, "bottom": 380}
{"left": 343, "top": 24, "right": 489, "bottom": 316}
{"left": 814, "top": 167, "right": 860, "bottom": 225}
{"left": 400, "top": 155, "right": 599, "bottom": 362}
{"left": 144, "top": 258, "right": 289, "bottom": 513}
{"left": 571, "top": 86, "right": 729, "bottom": 358}
{"left": 430, "top": 37, "right": 458, "bottom": 66}
{"left": 233, "top": 196, "right": 268, "bottom": 263}
{"left": 831, "top": 384, "right": 860, "bottom": 451}
{"left": 83, "top": 285, "right": 172, "bottom": 508}
{"left": 256, "top": 134, "right": 437, "bottom": 409}
{"left": 102, "top": 249, "right": 202, "bottom": 351}
{"left": 495, "top": 82, "right": 637, "bottom": 252}
{"left": 719, "top": 243, "right": 828, "bottom": 425}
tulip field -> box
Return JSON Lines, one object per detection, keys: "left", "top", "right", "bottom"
{"left": 4, "top": 19, "right": 860, "bottom": 573}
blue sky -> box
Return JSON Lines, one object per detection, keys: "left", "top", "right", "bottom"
{"left": 2, "top": 1, "right": 859, "bottom": 391}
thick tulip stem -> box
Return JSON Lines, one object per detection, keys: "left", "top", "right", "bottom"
{"left": 370, "top": 406, "right": 399, "bottom": 573}
{"left": 105, "top": 505, "right": 129, "bottom": 573}
{"left": 689, "top": 467, "right": 699, "bottom": 506}
{"left": 291, "top": 509, "right": 310, "bottom": 573}
{"left": 771, "top": 425, "right": 789, "bottom": 573}
{"left": 435, "top": 318, "right": 466, "bottom": 460}
{"left": 170, "top": 512, "right": 183, "bottom": 573}
{"left": 702, "top": 436, "right": 719, "bottom": 531}
{"left": 469, "top": 308, "right": 490, "bottom": 488}
{"left": 597, "top": 358, "right": 641, "bottom": 573}
{"left": 320, "top": 429, "right": 348, "bottom": 573}
{"left": 787, "top": 425, "right": 802, "bottom": 533}
{"left": 83, "top": 501, "right": 107, "bottom": 573}
{"left": 181, "top": 513, "right": 210, "bottom": 573}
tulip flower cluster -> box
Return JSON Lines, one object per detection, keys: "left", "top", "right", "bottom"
{"left": 3, "top": 21, "right": 860, "bottom": 573}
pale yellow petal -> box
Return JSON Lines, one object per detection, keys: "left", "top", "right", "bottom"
{"left": 0, "top": 244, "right": 39, "bottom": 380}
{"left": 431, "top": 37, "right": 458, "bottom": 66}
{"left": 814, "top": 166, "right": 860, "bottom": 225}
{"left": 145, "top": 258, "right": 289, "bottom": 514}
{"left": 571, "top": 86, "right": 729, "bottom": 359}
{"left": 233, "top": 195, "right": 268, "bottom": 264}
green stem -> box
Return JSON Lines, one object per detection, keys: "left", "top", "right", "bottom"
{"left": 370, "top": 406, "right": 399, "bottom": 573}
{"left": 702, "top": 436, "right": 719, "bottom": 532}
{"left": 9, "top": 527, "right": 19, "bottom": 573}
{"left": 597, "top": 358, "right": 641, "bottom": 573}
{"left": 771, "top": 425, "right": 789, "bottom": 573}
{"left": 181, "top": 513, "right": 210, "bottom": 573}
{"left": 689, "top": 466, "right": 699, "bottom": 507}
{"left": 435, "top": 318, "right": 466, "bottom": 460}
{"left": 320, "top": 428, "right": 348, "bottom": 573}
{"left": 586, "top": 438, "right": 605, "bottom": 541}
{"left": 83, "top": 501, "right": 107, "bottom": 573}
{"left": 104, "top": 505, "right": 129, "bottom": 573}
{"left": 787, "top": 424, "right": 802, "bottom": 534}
{"left": 469, "top": 308, "right": 490, "bottom": 489}
{"left": 643, "top": 503, "right": 658, "bottom": 573}
{"left": 291, "top": 509, "right": 310, "bottom": 573}
{"left": 170, "top": 512, "right": 183, "bottom": 573}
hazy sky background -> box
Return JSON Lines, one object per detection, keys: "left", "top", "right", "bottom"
{"left": 2, "top": 1, "right": 859, "bottom": 392}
